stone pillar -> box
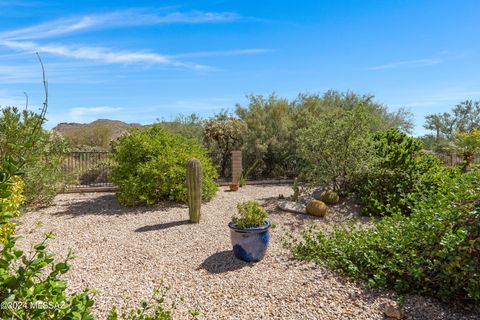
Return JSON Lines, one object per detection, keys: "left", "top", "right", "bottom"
{"left": 231, "top": 150, "right": 242, "bottom": 184}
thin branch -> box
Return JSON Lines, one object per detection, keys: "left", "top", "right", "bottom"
{"left": 23, "top": 92, "right": 28, "bottom": 111}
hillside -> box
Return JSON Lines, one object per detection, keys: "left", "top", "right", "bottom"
{"left": 52, "top": 119, "right": 142, "bottom": 149}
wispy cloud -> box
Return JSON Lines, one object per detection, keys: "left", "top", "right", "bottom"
{"left": 69, "top": 106, "right": 123, "bottom": 118}
{"left": 0, "top": 10, "right": 239, "bottom": 40}
{"left": 368, "top": 58, "right": 442, "bottom": 70}
{"left": 1, "top": 40, "right": 210, "bottom": 70}
{"left": 171, "top": 48, "right": 272, "bottom": 59}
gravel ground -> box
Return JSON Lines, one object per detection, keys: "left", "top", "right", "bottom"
{"left": 15, "top": 185, "right": 479, "bottom": 320}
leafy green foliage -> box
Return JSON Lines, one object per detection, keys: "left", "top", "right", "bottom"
{"left": 0, "top": 107, "right": 68, "bottom": 206}
{"left": 357, "top": 129, "right": 445, "bottom": 216}
{"left": 288, "top": 170, "right": 480, "bottom": 301}
{"left": 0, "top": 233, "right": 95, "bottom": 319}
{"left": 203, "top": 112, "right": 243, "bottom": 178}
{"left": 296, "top": 105, "right": 374, "bottom": 194}
{"left": 111, "top": 124, "right": 218, "bottom": 205}
{"left": 422, "top": 100, "right": 480, "bottom": 151}
{"left": 0, "top": 174, "right": 24, "bottom": 241}
{"left": 232, "top": 200, "right": 268, "bottom": 228}
{"left": 455, "top": 129, "right": 480, "bottom": 172}
{"left": 107, "top": 285, "right": 174, "bottom": 320}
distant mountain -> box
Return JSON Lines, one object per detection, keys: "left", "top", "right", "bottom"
{"left": 52, "top": 119, "right": 142, "bottom": 149}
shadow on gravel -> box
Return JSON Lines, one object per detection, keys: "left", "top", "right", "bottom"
{"left": 135, "top": 220, "right": 190, "bottom": 232}
{"left": 199, "top": 250, "right": 253, "bottom": 274}
{"left": 54, "top": 193, "right": 184, "bottom": 217}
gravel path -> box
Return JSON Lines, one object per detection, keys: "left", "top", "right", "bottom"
{"left": 15, "top": 185, "right": 479, "bottom": 319}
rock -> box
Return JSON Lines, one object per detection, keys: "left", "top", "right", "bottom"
{"left": 384, "top": 303, "right": 404, "bottom": 319}
{"left": 277, "top": 200, "right": 307, "bottom": 214}
{"left": 312, "top": 188, "right": 324, "bottom": 200}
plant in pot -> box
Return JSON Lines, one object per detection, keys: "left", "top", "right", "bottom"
{"left": 228, "top": 200, "right": 270, "bottom": 262}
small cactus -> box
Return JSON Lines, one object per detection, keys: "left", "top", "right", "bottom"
{"left": 306, "top": 200, "right": 328, "bottom": 217}
{"left": 187, "top": 158, "right": 202, "bottom": 223}
{"left": 291, "top": 177, "right": 300, "bottom": 202}
{"left": 320, "top": 190, "right": 339, "bottom": 204}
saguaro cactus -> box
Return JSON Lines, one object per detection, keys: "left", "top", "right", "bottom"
{"left": 187, "top": 158, "right": 202, "bottom": 223}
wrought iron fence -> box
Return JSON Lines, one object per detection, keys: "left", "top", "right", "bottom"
{"left": 62, "top": 151, "right": 232, "bottom": 190}
{"left": 62, "top": 151, "right": 113, "bottom": 189}
{"left": 436, "top": 153, "right": 479, "bottom": 166}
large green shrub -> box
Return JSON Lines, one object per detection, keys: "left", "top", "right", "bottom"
{"left": 0, "top": 107, "right": 68, "bottom": 207}
{"left": 288, "top": 169, "right": 480, "bottom": 301}
{"left": 111, "top": 124, "right": 218, "bottom": 205}
{"left": 296, "top": 105, "right": 374, "bottom": 194}
{"left": 358, "top": 128, "right": 445, "bottom": 216}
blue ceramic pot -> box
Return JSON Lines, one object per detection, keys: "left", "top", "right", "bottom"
{"left": 228, "top": 221, "right": 270, "bottom": 262}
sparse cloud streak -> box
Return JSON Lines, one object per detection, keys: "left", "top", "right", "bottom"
{"left": 1, "top": 40, "right": 210, "bottom": 70}
{"left": 171, "top": 48, "right": 272, "bottom": 59}
{"left": 69, "top": 106, "right": 123, "bottom": 118}
{"left": 0, "top": 10, "right": 239, "bottom": 40}
{"left": 368, "top": 58, "right": 442, "bottom": 70}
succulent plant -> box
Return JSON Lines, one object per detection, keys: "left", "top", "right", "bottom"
{"left": 306, "top": 200, "right": 328, "bottom": 217}
{"left": 187, "top": 158, "right": 202, "bottom": 223}
{"left": 320, "top": 190, "right": 339, "bottom": 204}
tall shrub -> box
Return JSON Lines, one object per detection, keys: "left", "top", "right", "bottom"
{"left": 111, "top": 124, "right": 218, "bottom": 205}
{"left": 0, "top": 107, "right": 68, "bottom": 206}
{"left": 358, "top": 129, "right": 444, "bottom": 216}
{"left": 296, "top": 105, "right": 374, "bottom": 193}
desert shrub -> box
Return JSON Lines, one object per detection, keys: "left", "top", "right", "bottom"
{"left": 0, "top": 161, "right": 24, "bottom": 241}
{"left": 232, "top": 200, "right": 268, "bottom": 228}
{"left": 296, "top": 104, "right": 374, "bottom": 194}
{"left": 0, "top": 234, "right": 95, "bottom": 319}
{"left": 0, "top": 107, "right": 68, "bottom": 206}
{"left": 111, "top": 124, "right": 218, "bottom": 205}
{"left": 357, "top": 128, "right": 446, "bottom": 216}
{"left": 203, "top": 112, "right": 243, "bottom": 178}
{"left": 288, "top": 169, "right": 480, "bottom": 301}
{"left": 107, "top": 285, "right": 175, "bottom": 320}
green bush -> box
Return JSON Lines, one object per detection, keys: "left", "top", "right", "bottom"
{"left": 111, "top": 124, "right": 218, "bottom": 205}
{"left": 296, "top": 104, "right": 374, "bottom": 194}
{"left": 232, "top": 201, "right": 269, "bottom": 228}
{"left": 0, "top": 107, "right": 68, "bottom": 207}
{"left": 288, "top": 169, "right": 480, "bottom": 301}
{"left": 357, "top": 128, "right": 445, "bottom": 216}
{"left": 0, "top": 234, "right": 95, "bottom": 319}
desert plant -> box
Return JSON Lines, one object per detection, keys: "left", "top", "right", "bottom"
{"left": 187, "top": 158, "right": 202, "bottom": 223}
{"left": 291, "top": 177, "right": 300, "bottom": 202}
{"left": 232, "top": 200, "right": 268, "bottom": 228}
{"left": 296, "top": 104, "right": 374, "bottom": 194}
{"left": 111, "top": 124, "right": 218, "bottom": 205}
{"left": 203, "top": 112, "right": 244, "bottom": 178}
{"left": 358, "top": 128, "right": 445, "bottom": 216}
{"left": 455, "top": 129, "right": 480, "bottom": 172}
{"left": 306, "top": 200, "right": 328, "bottom": 217}
{"left": 288, "top": 169, "right": 480, "bottom": 301}
{"left": 0, "top": 233, "right": 95, "bottom": 319}
{"left": 107, "top": 284, "right": 175, "bottom": 320}
{"left": 319, "top": 190, "right": 339, "bottom": 204}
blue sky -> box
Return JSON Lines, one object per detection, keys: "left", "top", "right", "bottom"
{"left": 0, "top": 0, "right": 479, "bottom": 135}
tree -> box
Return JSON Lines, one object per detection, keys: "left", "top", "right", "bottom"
{"left": 296, "top": 105, "right": 374, "bottom": 193}
{"left": 423, "top": 100, "right": 480, "bottom": 148}
{"left": 455, "top": 129, "right": 480, "bottom": 172}
{"left": 203, "top": 112, "right": 243, "bottom": 178}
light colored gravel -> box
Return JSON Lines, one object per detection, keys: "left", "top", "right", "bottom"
{"left": 15, "top": 185, "right": 479, "bottom": 319}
